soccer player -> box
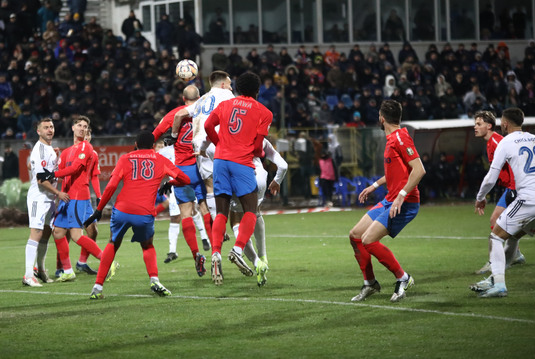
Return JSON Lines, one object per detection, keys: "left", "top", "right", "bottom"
{"left": 37, "top": 116, "right": 113, "bottom": 282}
{"left": 84, "top": 131, "right": 190, "bottom": 299}
{"left": 23, "top": 118, "right": 69, "bottom": 287}
{"left": 473, "top": 108, "right": 535, "bottom": 297}
{"left": 473, "top": 111, "right": 525, "bottom": 274}
{"left": 171, "top": 71, "right": 235, "bottom": 220}
{"left": 229, "top": 138, "right": 287, "bottom": 286}
{"left": 348, "top": 99, "right": 426, "bottom": 302}
{"left": 153, "top": 85, "right": 210, "bottom": 276}
{"left": 204, "top": 72, "right": 273, "bottom": 285}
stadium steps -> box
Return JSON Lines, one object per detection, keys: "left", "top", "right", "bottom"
{"left": 58, "top": 0, "right": 110, "bottom": 26}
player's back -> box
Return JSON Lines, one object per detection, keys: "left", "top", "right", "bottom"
{"left": 498, "top": 131, "right": 535, "bottom": 201}
{"left": 114, "top": 149, "right": 175, "bottom": 215}
{"left": 191, "top": 87, "right": 234, "bottom": 147}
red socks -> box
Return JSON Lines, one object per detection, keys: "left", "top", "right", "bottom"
{"left": 77, "top": 235, "right": 102, "bottom": 260}
{"left": 235, "top": 212, "right": 257, "bottom": 250}
{"left": 155, "top": 203, "right": 166, "bottom": 215}
{"left": 203, "top": 213, "right": 213, "bottom": 244}
{"left": 54, "top": 236, "right": 72, "bottom": 270}
{"left": 142, "top": 244, "right": 158, "bottom": 278}
{"left": 211, "top": 213, "right": 228, "bottom": 254}
{"left": 364, "top": 241, "right": 404, "bottom": 279}
{"left": 95, "top": 243, "right": 117, "bottom": 285}
{"left": 79, "top": 236, "right": 96, "bottom": 263}
{"left": 349, "top": 237, "right": 375, "bottom": 281}
{"left": 181, "top": 217, "right": 199, "bottom": 258}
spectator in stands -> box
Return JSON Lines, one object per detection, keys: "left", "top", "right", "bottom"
{"left": 69, "top": 0, "right": 87, "bottom": 23}
{"left": 38, "top": 0, "right": 56, "bottom": 34}
{"left": 5, "top": 13, "right": 24, "bottom": 53}
{"left": 16, "top": 105, "right": 38, "bottom": 139}
{"left": 2, "top": 144, "right": 19, "bottom": 180}
{"left": 121, "top": 10, "right": 143, "bottom": 43}
{"left": 520, "top": 80, "right": 535, "bottom": 115}
{"left": 434, "top": 74, "right": 451, "bottom": 98}
{"left": 156, "top": 13, "right": 174, "bottom": 52}
{"left": 0, "top": 73, "right": 13, "bottom": 102}
{"left": 279, "top": 47, "right": 293, "bottom": 68}
{"left": 398, "top": 41, "right": 419, "bottom": 65}
{"left": 211, "top": 47, "right": 229, "bottom": 71}
{"left": 257, "top": 77, "right": 277, "bottom": 107}
{"left": 383, "top": 9, "right": 405, "bottom": 41}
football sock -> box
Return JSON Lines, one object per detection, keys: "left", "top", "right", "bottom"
{"left": 211, "top": 213, "right": 228, "bottom": 254}
{"left": 78, "top": 235, "right": 96, "bottom": 264}
{"left": 192, "top": 211, "right": 208, "bottom": 240}
{"left": 232, "top": 224, "right": 239, "bottom": 238}
{"left": 168, "top": 223, "right": 180, "bottom": 254}
{"left": 398, "top": 272, "right": 409, "bottom": 282}
{"left": 349, "top": 237, "right": 375, "bottom": 282}
{"left": 206, "top": 192, "right": 217, "bottom": 219}
{"left": 203, "top": 213, "right": 213, "bottom": 244}
{"left": 77, "top": 235, "right": 102, "bottom": 260}
{"left": 25, "top": 239, "right": 38, "bottom": 278}
{"left": 54, "top": 236, "right": 72, "bottom": 271}
{"left": 181, "top": 217, "right": 199, "bottom": 257}
{"left": 95, "top": 243, "right": 116, "bottom": 286}
{"left": 364, "top": 241, "right": 404, "bottom": 279}
{"left": 36, "top": 239, "right": 48, "bottom": 272}
{"left": 235, "top": 211, "right": 257, "bottom": 250}
{"left": 155, "top": 203, "right": 166, "bottom": 215}
{"left": 489, "top": 232, "right": 506, "bottom": 281}
{"left": 93, "top": 284, "right": 103, "bottom": 291}
{"left": 253, "top": 214, "right": 266, "bottom": 258}
{"left": 232, "top": 246, "right": 243, "bottom": 255}
{"left": 243, "top": 239, "right": 259, "bottom": 264}
{"left": 504, "top": 234, "right": 520, "bottom": 264}
{"left": 143, "top": 244, "right": 158, "bottom": 278}
{"left": 56, "top": 252, "right": 62, "bottom": 271}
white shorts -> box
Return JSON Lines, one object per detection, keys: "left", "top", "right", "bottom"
{"left": 168, "top": 187, "right": 180, "bottom": 217}
{"left": 197, "top": 143, "right": 215, "bottom": 180}
{"left": 230, "top": 167, "right": 268, "bottom": 213}
{"left": 27, "top": 197, "right": 56, "bottom": 230}
{"left": 496, "top": 199, "right": 535, "bottom": 236}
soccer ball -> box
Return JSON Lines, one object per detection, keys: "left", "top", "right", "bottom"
{"left": 176, "top": 59, "right": 198, "bottom": 80}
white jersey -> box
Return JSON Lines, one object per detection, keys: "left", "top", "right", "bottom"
{"left": 187, "top": 87, "right": 234, "bottom": 152}
{"left": 27, "top": 140, "right": 58, "bottom": 201}
{"left": 253, "top": 139, "right": 288, "bottom": 185}
{"left": 477, "top": 131, "right": 535, "bottom": 203}
{"left": 158, "top": 145, "right": 175, "bottom": 163}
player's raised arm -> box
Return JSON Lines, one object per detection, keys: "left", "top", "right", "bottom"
{"left": 171, "top": 107, "right": 191, "bottom": 138}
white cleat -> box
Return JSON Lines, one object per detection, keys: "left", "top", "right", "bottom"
{"left": 478, "top": 282, "right": 507, "bottom": 298}
{"left": 22, "top": 275, "right": 43, "bottom": 287}
{"left": 211, "top": 252, "right": 223, "bottom": 286}
{"left": 351, "top": 281, "right": 381, "bottom": 302}
{"left": 470, "top": 276, "right": 493, "bottom": 292}
{"left": 390, "top": 275, "right": 414, "bottom": 302}
{"left": 228, "top": 249, "right": 254, "bottom": 277}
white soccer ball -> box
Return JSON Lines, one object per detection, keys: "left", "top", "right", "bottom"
{"left": 176, "top": 59, "right": 198, "bottom": 80}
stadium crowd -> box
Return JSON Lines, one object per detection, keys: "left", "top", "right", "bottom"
{"left": 0, "top": 1, "right": 534, "bottom": 144}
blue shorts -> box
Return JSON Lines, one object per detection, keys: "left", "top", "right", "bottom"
{"left": 155, "top": 193, "right": 167, "bottom": 204}
{"left": 54, "top": 199, "right": 93, "bottom": 229}
{"left": 213, "top": 159, "right": 257, "bottom": 197}
{"left": 110, "top": 207, "right": 154, "bottom": 243}
{"left": 497, "top": 188, "right": 511, "bottom": 208}
{"left": 174, "top": 164, "right": 206, "bottom": 204}
{"left": 367, "top": 198, "right": 420, "bottom": 238}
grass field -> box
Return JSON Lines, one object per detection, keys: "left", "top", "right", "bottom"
{"left": 1, "top": 203, "right": 534, "bottom": 358}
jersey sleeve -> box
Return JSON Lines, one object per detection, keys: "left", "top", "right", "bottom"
{"left": 204, "top": 107, "right": 221, "bottom": 145}
{"left": 30, "top": 147, "right": 44, "bottom": 174}
{"left": 257, "top": 108, "right": 273, "bottom": 136}
{"left": 152, "top": 113, "right": 173, "bottom": 141}
{"left": 55, "top": 142, "right": 92, "bottom": 178}
{"left": 263, "top": 140, "right": 288, "bottom": 184}
{"left": 397, "top": 132, "right": 420, "bottom": 164}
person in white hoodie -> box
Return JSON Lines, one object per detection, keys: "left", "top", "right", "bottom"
{"left": 383, "top": 74, "right": 397, "bottom": 98}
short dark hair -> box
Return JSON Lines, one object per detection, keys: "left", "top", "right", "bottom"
{"left": 136, "top": 130, "right": 154, "bottom": 149}
{"left": 502, "top": 107, "right": 524, "bottom": 127}
{"left": 73, "top": 115, "right": 90, "bottom": 126}
{"left": 209, "top": 70, "right": 230, "bottom": 86}
{"left": 37, "top": 117, "right": 53, "bottom": 127}
{"left": 474, "top": 110, "right": 496, "bottom": 130}
{"left": 236, "top": 72, "right": 261, "bottom": 98}
{"left": 379, "top": 99, "right": 402, "bottom": 124}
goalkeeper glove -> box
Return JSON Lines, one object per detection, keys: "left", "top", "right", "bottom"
{"left": 83, "top": 210, "right": 102, "bottom": 228}
{"left": 36, "top": 168, "right": 55, "bottom": 182}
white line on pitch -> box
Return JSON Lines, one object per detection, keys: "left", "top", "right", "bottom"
{"left": 1, "top": 289, "right": 533, "bottom": 324}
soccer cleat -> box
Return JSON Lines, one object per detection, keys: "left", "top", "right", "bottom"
{"left": 478, "top": 282, "right": 508, "bottom": 298}
{"left": 76, "top": 262, "right": 98, "bottom": 275}
{"left": 106, "top": 261, "right": 119, "bottom": 281}
{"left": 228, "top": 248, "right": 254, "bottom": 277}
{"left": 475, "top": 261, "right": 491, "bottom": 275}
{"left": 35, "top": 270, "right": 54, "bottom": 283}
{"left": 351, "top": 281, "right": 381, "bottom": 302}
{"left": 260, "top": 256, "right": 269, "bottom": 267}
{"left": 510, "top": 252, "right": 526, "bottom": 266}
{"left": 150, "top": 281, "right": 171, "bottom": 296}
{"left": 470, "top": 276, "right": 494, "bottom": 292}
{"left": 211, "top": 252, "right": 223, "bottom": 285}
{"left": 56, "top": 272, "right": 76, "bottom": 282}
{"left": 55, "top": 269, "right": 64, "bottom": 278}
{"left": 195, "top": 252, "right": 206, "bottom": 277}
{"left": 89, "top": 288, "right": 104, "bottom": 300}
{"left": 256, "top": 259, "right": 269, "bottom": 287}
{"left": 390, "top": 275, "right": 414, "bottom": 302}
{"left": 202, "top": 238, "right": 211, "bottom": 251}
{"left": 22, "top": 275, "right": 43, "bottom": 287}
{"left": 164, "top": 252, "right": 178, "bottom": 264}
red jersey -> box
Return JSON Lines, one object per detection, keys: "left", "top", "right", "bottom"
{"left": 88, "top": 149, "right": 101, "bottom": 198}
{"left": 487, "top": 132, "right": 515, "bottom": 190}
{"left": 384, "top": 128, "right": 420, "bottom": 203}
{"left": 56, "top": 140, "right": 93, "bottom": 200}
{"left": 153, "top": 105, "right": 196, "bottom": 166}
{"left": 97, "top": 149, "right": 190, "bottom": 216}
{"left": 205, "top": 96, "right": 272, "bottom": 168}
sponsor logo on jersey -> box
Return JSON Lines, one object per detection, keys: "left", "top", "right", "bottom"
{"left": 79, "top": 153, "right": 85, "bottom": 159}
{"left": 41, "top": 160, "right": 46, "bottom": 167}
{"left": 406, "top": 147, "right": 414, "bottom": 156}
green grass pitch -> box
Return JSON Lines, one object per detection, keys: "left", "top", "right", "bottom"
{"left": 1, "top": 204, "right": 534, "bottom": 358}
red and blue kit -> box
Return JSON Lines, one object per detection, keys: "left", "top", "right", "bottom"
{"left": 487, "top": 132, "right": 515, "bottom": 190}
{"left": 153, "top": 105, "right": 196, "bottom": 166}
{"left": 57, "top": 141, "right": 94, "bottom": 200}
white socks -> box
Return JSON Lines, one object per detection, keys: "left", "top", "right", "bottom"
{"left": 168, "top": 223, "right": 180, "bottom": 253}
{"left": 504, "top": 235, "right": 520, "bottom": 264}
{"left": 36, "top": 239, "right": 49, "bottom": 272}
{"left": 192, "top": 211, "right": 208, "bottom": 240}
{"left": 206, "top": 192, "right": 217, "bottom": 219}
{"left": 253, "top": 215, "right": 266, "bottom": 258}
{"left": 489, "top": 233, "right": 506, "bottom": 283}
{"left": 25, "top": 239, "right": 38, "bottom": 278}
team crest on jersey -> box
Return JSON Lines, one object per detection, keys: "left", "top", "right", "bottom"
{"left": 406, "top": 147, "right": 414, "bottom": 156}
{"left": 41, "top": 160, "right": 46, "bottom": 167}
{"left": 78, "top": 153, "right": 85, "bottom": 159}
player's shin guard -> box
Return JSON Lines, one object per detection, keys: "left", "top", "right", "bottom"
{"left": 142, "top": 244, "right": 158, "bottom": 278}
{"left": 235, "top": 212, "right": 257, "bottom": 250}
{"left": 349, "top": 237, "right": 375, "bottom": 281}
{"left": 489, "top": 233, "right": 506, "bottom": 279}
{"left": 211, "top": 213, "right": 228, "bottom": 254}
{"left": 181, "top": 217, "right": 199, "bottom": 257}
{"left": 54, "top": 236, "right": 72, "bottom": 270}
{"left": 96, "top": 243, "right": 117, "bottom": 285}
{"left": 364, "top": 241, "right": 404, "bottom": 279}
{"left": 203, "top": 213, "right": 213, "bottom": 244}
{"left": 206, "top": 192, "right": 216, "bottom": 219}
{"left": 77, "top": 235, "right": 102, "bottom": 260}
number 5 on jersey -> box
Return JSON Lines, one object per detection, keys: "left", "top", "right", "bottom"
{"left": 229, "top": 108, "right": 246, "bottom": 134}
